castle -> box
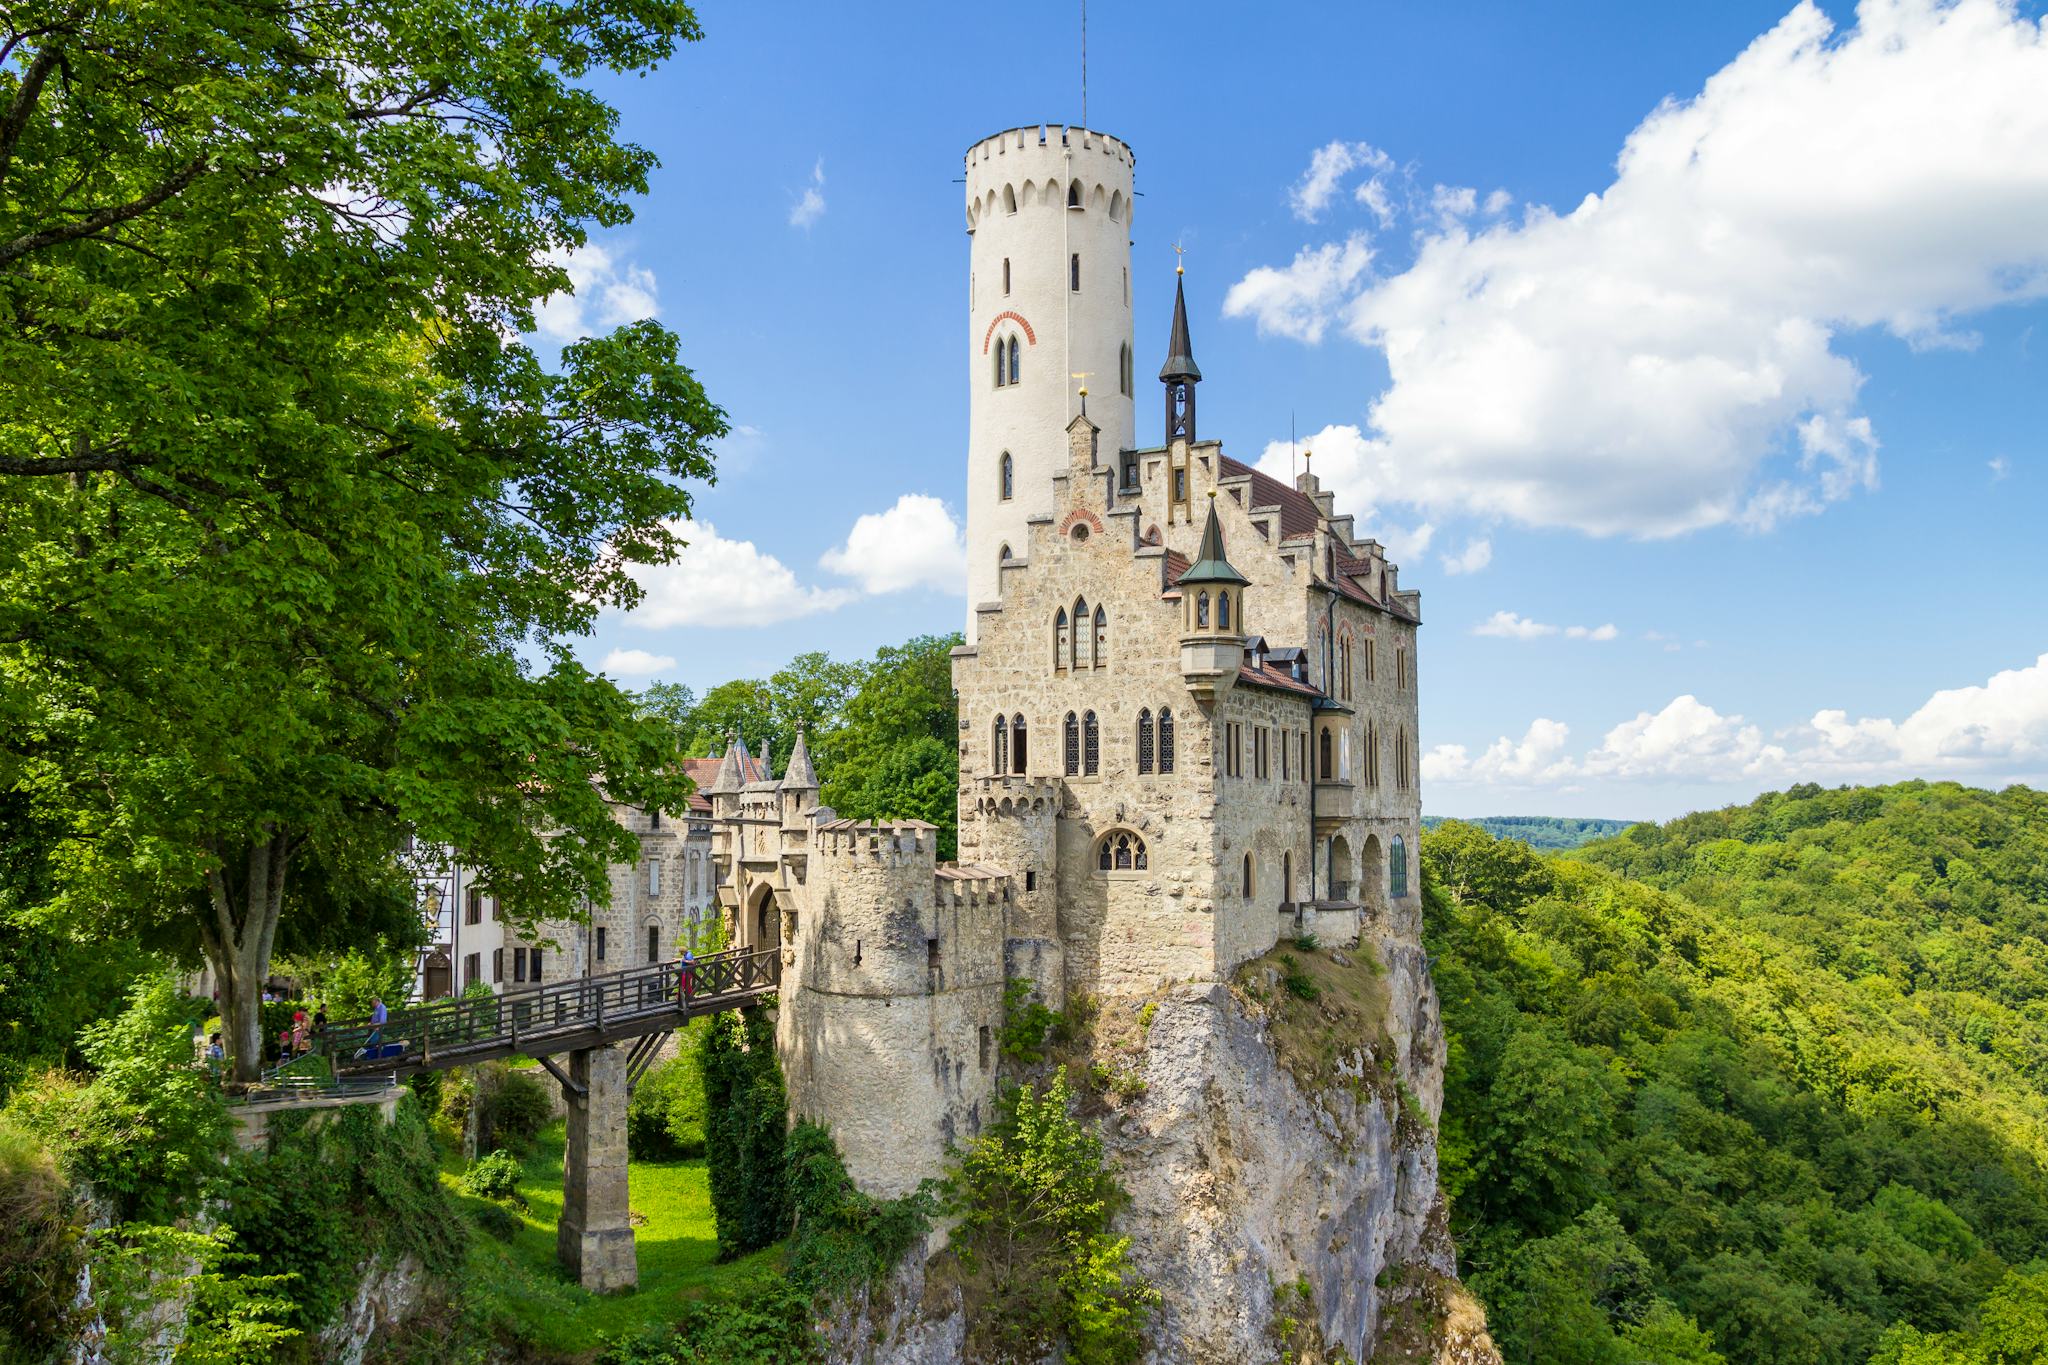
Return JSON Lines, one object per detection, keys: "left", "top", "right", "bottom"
{"left": 706, "top": 124, "right": 1425, "bottom": 1197}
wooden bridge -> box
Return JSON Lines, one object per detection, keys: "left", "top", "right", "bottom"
{"left": 320, "top": 947, "right": 780, "bottom": 1292}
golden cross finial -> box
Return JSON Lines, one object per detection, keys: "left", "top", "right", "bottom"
{"left": 1172, "top": 241, "right": 1186, "bottom": 275}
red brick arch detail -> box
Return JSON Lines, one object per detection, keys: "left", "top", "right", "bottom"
{"left": 982, "top": 311, "right": 1038, "bottom": 354}
{"left": 1058, "top": 507, "right": 1105, "bottom": 537}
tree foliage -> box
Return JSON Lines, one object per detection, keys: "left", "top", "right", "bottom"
{"left": 1426, "top": 782, "right": 2048, "bottom": 1365}
{"left": 1, "top": 0, "right": 723, "bottom": 1078}
{"left": 946, "top": 1069, "right": 1158, "bottom": 1365}
{"left": 700, "top": 1006, "right": 790, "bottom": 1261}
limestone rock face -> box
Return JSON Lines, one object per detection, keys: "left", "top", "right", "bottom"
{"left": 831, "top": 929, "right": 1500, "bottom": 1365}
{"left": 317, "top": 1254, "right": 427, "bottom": 1365}
{"left": 1104, "top": 973, "right": 1451, "bottom": 1363}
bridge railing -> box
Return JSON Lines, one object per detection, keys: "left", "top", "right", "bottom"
{"left": 322, "top": 947, "right": 778, "bottom": 1072}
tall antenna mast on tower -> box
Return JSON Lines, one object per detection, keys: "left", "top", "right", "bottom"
{"left": 1080, "top": 0, "right": 1088, "bottom": 129}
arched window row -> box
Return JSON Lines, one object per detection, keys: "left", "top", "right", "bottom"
{"left": 1053, "top": 599, "right": 1109, "bottom": 671}
{"left": 1097, "top": 830, "right": 1147, "bottom": 872}
{"left": 1135, "top": 707, "right": 1176, "bottom": 775}
{"left": 979, "top": 180, "right": 1121, "bottom": 222}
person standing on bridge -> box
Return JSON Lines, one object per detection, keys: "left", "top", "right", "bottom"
{"left": 362, "top": 996, "right": 388, "bottom": 1057}
{"left": 680, "top": 950, "right": 696, "bottom": 1007}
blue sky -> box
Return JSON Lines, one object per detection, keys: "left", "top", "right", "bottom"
{"left": 555, "top": 0, "right": 2048, "bottom": 821}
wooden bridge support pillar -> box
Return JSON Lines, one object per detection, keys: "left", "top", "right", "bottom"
{"left": 557, "top": 1043, "right": 637, "bottom": 1292}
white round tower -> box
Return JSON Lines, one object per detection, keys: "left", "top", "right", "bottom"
{"left": 963, "top": 125, "right": 1136, "bottom": 638}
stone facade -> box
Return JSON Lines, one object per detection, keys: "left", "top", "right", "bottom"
{"left": 704, "top": 127, "right": 1426, "bottom": 1205}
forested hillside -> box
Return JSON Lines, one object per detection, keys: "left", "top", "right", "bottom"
{"left": 1421, "top": 815, "right": 1638, "bottom": 851}
{"left": 1424, "top": 781, "right": 2048, "bottom": 1365}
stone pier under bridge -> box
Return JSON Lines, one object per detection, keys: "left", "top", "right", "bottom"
{"left": 324, "top": 947, "right": 780, "bottom": 1291}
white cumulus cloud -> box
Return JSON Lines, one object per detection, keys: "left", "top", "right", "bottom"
{"left": 1290, "top": 140, "right": 1394, "bottom": 222}
{"left": 819, "top": 494, "right": 967, "bottom": 596}
{"left": 600, "top": 648, "right": 678, "bottom": 677}
{"left": 1222, "top": 235, "right": 1374, "bottom": 344}
{"left": 1428, "top": 651, "right": 2048, "bottom": 791}
{"left": 790, "top": 158, "right": 827, "bottom": 229}
{"left": 623, "top": 520, "right": 853, "bottom": 628}
{"left": 532, "top": 242, "right": 660, "bottom": 341}
{"left": 1473, "top": 611, "right": 1617, "bottom": 641}
{"left": 1234, "top": 0, "right": 2048, "bottom": 539}
{"left": 1441, "top": 538, "right": 1492, "bottom": 575}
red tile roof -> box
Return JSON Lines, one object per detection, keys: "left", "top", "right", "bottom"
{"left": 1161, "top": 549, "right": 1191, "bottom": 596}
{"left": 679, "top": 754, "right": 767, "bottom": 812}
{"left": 1238, "top": 661, "right": 1325, "bottom": 698}
{"left": 1219, "top": 454, "right": 1323, "bottom": 540}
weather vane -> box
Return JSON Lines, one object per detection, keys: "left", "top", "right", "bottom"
{"left": 1172, "top": 241, "right": 1187, "bottom": 275}
{"left": 1072, "top": 370, "right": 1092, "bottom": 415}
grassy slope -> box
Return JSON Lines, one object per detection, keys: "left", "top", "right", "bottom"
{"left": 440, "top": 1122, "right": 780, "bottom": 1356}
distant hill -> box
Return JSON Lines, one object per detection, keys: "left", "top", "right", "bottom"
{"left": 1424, "top": 780, "right": 2048, "bottom": 1365}
{"left": 1420, "top": 814, "right": 1638, "bottom": 850}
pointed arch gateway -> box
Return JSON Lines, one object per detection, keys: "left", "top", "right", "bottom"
{"left": 745, "top": 881, "right": 780, "bottom": 954}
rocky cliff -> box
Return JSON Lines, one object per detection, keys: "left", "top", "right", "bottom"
{"left": 828, "top": 927, "right": 1499, "bottom": 1364}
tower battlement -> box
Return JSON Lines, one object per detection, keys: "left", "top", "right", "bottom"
{"left": 965, "top": 124, "right": 1134, "bottom": 174}
{"left": 809, "top": 818, "right": 939, "bottom": 865}
{"left": 968, "top": 774, "right": 1064, "bottom": 816}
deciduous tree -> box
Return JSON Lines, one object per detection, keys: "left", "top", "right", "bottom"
{"left": 1, "top": 0, "right": 722, "bottom": 1077}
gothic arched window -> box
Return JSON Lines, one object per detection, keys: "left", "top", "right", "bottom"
{"left": 994, "top": 347, "right": 1005, "bottom": 388}
{"left": 1063, "top": 712, "right": 1080, "bottom": 777}
{"left": 1093, "top": 606, "right": 1107, "bottom": 666}
{"left": 1390, "top": 836, "right": 1409, "bottom": 898}
{"left": 1218, "top": 592, "right": 1231, "bottom": 631}
{"left": 1054, "top": 608, "right": 1069, "bottom": 669}
{"left": 992, "top": 716, "right": 1007, "bottom": 775}
{"left": 1159, "top": 707, "right": 1176, "bottom": 773}
{"left": 1000, "top": 452, "right": 1013, "bottom": 500}
{"left": 1011, "top": 714, "right": 1028, "bottom": 773}
{"left": 1319, "top": 728, "right": 1333, "bottom": 782}
{"left": 998, "top": 543, "right": 1012, "bottom": 568}
{"left": 1096, "top": 831, "right": 1147, "bottom": 872}
{"left": 1136, "top": 708, "right": 1154, "bottom": 774}
{"left": 1072, "top": 597, "right": 1089, "bottom": 670}
{"left": 1068, "top": 179, "right": 1081, "bottom": 208}
{"left": 1083, "top": 710, "right": 1099, "bottom": 776}
{"left": 1196, "top": 592, "right": 1210, "bottom": 629}
{"left": 1242, "top": 854, "right": 1255, "bottom": 898}
{"left": 1008, "top": 335, "right": 1021, "bottom": 385}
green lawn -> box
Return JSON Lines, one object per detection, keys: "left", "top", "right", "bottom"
{"left": 440, "top": 1121, "right": 781, "bottom": 1357}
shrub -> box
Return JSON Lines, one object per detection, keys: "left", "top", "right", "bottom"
{"left": 1292, "top": 931, "right": 1320, "bottom": 953}
{"left": 469, "top": 1200, "right": 523, "bottom": 1243}
{"left": 214, "top": 1095, "right": 465, "bottom": 1336}
{"left": 461, "top": 1148, "right": 526, "bottom": 1206}
{"left": 598, "top": 1272, "right": 821, "bottom": 1364}
{"left": 701, "top": 1008, "right": 789, "bottom": 1260}
{"left": 946, "top": 1069, "right": 1159, "bottom": 1364}
{"left": 471, "top": 1062, "right": 552, "bottom": 1153}
{"left": 1000, "top": 978, "right": 1062, "bottom": 1065}
{"left": 629, "top": 1043, "right": 708, "bottom": 1161}
{"left": 90, "top": 1222, "right": 298, "bottom": 1364}
{"left": 784, "top": 1120, "right": 932, "bottom": 1295}
{"left": 1278, "top": 954, "right": 1320, "bottom": 1002}
{"left": 4, "top": 974, "right": 231, "bottom": 1220}
{"left": 0, "top": 1118, "right": 86, "bottom": 1360}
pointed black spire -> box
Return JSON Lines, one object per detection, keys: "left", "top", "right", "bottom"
{"left": 1160, "top": 272, "right": 1202, "bottom": 384}
{"left": 1161, "top": 268, "right": 1201, "bottom": 444}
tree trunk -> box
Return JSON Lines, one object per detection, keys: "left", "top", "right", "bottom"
{"left": 196, "top": 829, "right": 292, "bottom": 1083}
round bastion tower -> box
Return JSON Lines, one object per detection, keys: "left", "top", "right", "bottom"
{"left": 964, "top": 126, "right": 1135, "bottom": 639}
